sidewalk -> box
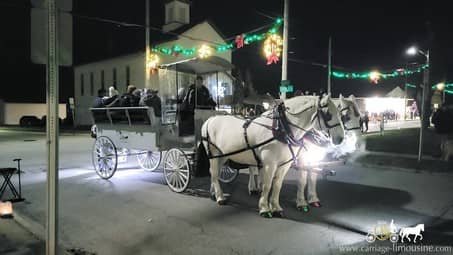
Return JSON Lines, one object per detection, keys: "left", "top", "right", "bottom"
{"left": 0, "top": 217, "right": 45, "bottom": 255}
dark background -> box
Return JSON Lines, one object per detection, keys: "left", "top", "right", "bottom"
{"left": 0, "top": 0, "right": 452, "bottom": 103}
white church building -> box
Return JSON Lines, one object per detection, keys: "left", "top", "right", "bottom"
{"left": 74, "top": 0, "right": 233, "bottom": 126}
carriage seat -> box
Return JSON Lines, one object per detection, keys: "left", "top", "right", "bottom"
{"left": 90, "top": 107, "right": 159, "bottom": 126}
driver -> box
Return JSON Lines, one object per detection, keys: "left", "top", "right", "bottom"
{"left": 179, "top": 76, "right": 216, "bottom": 135}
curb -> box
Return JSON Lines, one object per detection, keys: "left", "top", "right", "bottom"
{"left": 13, "top": 210, "right": 70, "bottom": 254}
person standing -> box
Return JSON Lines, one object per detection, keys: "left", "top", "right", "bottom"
{"left": 363, "top": 111, "right": 369, "bottom": 133}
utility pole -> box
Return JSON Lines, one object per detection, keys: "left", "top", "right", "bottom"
{"left": 46, "top": 0, "right": 59, "bottom": 254}
{"left": 418, "top": 50, "right": 430, "bottom": 162}
{"left": 280, "top": 0, "right": 289, "bottom": 99}
{"left": 145, "top": 0, "right": 151, "bottom": 88}
{"left": 327, "top": 36, "right": 332, "bottom": 95}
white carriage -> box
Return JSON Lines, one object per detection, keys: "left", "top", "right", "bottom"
{"left": 90, "top": 57, "right": 239, "bottom": 192}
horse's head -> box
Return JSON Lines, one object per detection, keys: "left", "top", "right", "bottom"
{"left": 338, "top": 94, "right": 362, "bottom": 132}
{"left": 284, "top": 95, "right": 344, "bottom": 145}
{"left": 315, "top": 94, "right": 345, "bottom": 145}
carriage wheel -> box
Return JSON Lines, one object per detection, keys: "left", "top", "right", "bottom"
{"left": 163, "top": 148, "right": 191, "bottom": 193}
{"left": 137, "top": 151, "right": 162, "bottom": 171}
{"left": 219, "top": 165, "right": 239, "bottom": 183}
{"left": 92, "top": 136, "right": 118, "bottom": 179}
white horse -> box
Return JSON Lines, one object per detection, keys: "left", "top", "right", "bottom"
{"left": 399, "top": 224, "right": 424, "bottom": 243}
{"left": 201, "top": 95, "right": 345, "bottom": 218}
{"left": 296, "top": 95, "right": 362, "bottom": 211}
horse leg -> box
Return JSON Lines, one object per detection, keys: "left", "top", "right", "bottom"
{"left": 296, "top": 169, "right": 309, "bottom": 212}
{"left": 258, "top": 164, "right": 275, "bottom": 218}
{"left": 209, "top": 158, "right": 227, "bottom": 205}
{"left": 269, "top": 165, "right": 291, "bottom": 218}
{"left": 307, "top": 171, "right": 321, "bottom": 207}
{"left": 248, "top": 166, "right": 261, "bottom": 195}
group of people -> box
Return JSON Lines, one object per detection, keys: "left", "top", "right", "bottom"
{"left": 92, "top": 85, "right": 162, "bottom": 117}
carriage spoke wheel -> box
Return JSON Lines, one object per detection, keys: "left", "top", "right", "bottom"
{"left": 219, "top": 165, "right": 239, "bottom": 183}
{"left": 164, "top": 148, "right": 191, "bottom": 193}
{"left": 137, "top": 151, "right": 162, "bottom": 171}
{"left": 92, "top": 136, "right": 118, "bottom": 179}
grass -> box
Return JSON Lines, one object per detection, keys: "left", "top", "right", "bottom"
{"left": 365, "top": 128, "right": 443, "bottom": 157}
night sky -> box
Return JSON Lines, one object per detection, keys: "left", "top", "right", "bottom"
{"left": 1, "top": 0, "right": 452, "bottom": 103}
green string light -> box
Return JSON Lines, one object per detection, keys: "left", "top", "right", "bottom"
{"left": 406, "top": 83, "right": 453, "bottom": 95}
{"left": 331, "top": 64, "right": 429, "bottom": 81}
{"left": 152, "top": 18, "right": 283, "bottom": 57}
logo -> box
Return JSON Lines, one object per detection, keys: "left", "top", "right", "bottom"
{"left": 366, "top": 219, "right": 399, "bottom": 243}
{"left": 366, "top": 220, "right": 425, "bottom": 244}
{"left": 399, "top": 224, "right": 424, "bottom": 243}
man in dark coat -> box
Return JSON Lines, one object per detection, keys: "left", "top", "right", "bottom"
{"left": 179, "top": 76, "right": 216, "bottom": 135}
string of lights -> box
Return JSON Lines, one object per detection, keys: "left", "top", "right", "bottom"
{"left": 406, "top": 83, "right": 453, "bottom": 94}
{"left": 331, "top": 64, "right": 429, "bottom": 84}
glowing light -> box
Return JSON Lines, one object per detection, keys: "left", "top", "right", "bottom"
{"left": 406, "top": 46, "right": 418, "bottom": 56}
{"left": 146, "top": 53, "right": 160, "bottom": 70}
{"left": 365, "top": 97, "right": 406, "bottom": 117}
{"left": 436, "top": 82, "right": 446, "bottom": 91}
{"left": 0, "top": 201, "right": 13, "bottom": 218}
{"left": 198, "top": 44, "right": 212, "bottom": 59}
{"left": 369, "top": 71, "right": 381, "bottom": 84}
{"left": 263, "top": 34, "right": 283, "bottom": 65}
{"left": 301, "top": 142, "right": 327, "bottom": 165}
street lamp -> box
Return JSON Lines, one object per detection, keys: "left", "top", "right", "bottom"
{"left": 406, "top": 45, "right": 430, "bottom": 162}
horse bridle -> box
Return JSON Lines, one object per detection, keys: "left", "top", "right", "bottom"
{"left": 339, "top": 105, "right": 361, "bottom": 131}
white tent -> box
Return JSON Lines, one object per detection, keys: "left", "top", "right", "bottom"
{"left": 386, "top": 86, "right": 406, "bottom": 98}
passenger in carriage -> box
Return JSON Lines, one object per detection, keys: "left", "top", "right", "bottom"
{"left": 92, "top": 88, "right": 106, "bottom": 108}
{"left": 139, "top": 88, "right": 162, "bottom": 117}
{"left": 103, "top": 86, "right": 120, "bottom": 107}
{"left": 120, "top": 85, "right": 140, "bottom": 107}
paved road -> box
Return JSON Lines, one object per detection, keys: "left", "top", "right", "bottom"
{"left": 0, "top": 129, "right": 452, "bottom": 255}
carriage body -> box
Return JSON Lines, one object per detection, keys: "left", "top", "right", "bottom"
{"left": 89, "top": 56, "right": 238, "bottom": 191}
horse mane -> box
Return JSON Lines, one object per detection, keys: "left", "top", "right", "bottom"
{"left": 284, "top": 96, "right": 318, "bottom": 115}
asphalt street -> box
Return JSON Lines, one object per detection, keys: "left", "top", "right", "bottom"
{"left": 0, "top": 128, "right": 452, "bottom": 255}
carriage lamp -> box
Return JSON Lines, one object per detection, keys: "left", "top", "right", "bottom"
{"left": 0, "top": 201, "right": 13, "bottom": 218}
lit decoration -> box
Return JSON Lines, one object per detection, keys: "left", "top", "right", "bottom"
{"left": 331, "top": 64, "right": 429, "bottom": 82}
{"left": 369, "top": 71, "right": 381, "bottom": 84}
{"left": 406, "top": 82, "right": 453, "bottom": 95}
{"left": 152, "top": 17, "right": 283, "bottom": 57}
{"left": 235, "top": 34, "right": 245, "bottom": 49}
{"left": 146, "top": 53, "right": 160, "bottom": 74}
{"left": 0, "top": 201, "right": 13, "bottom": 218}
{"left": 198, "top": 44, "right": 212, "bottom": 59}
{"left": 263, "top": 34, "right": 283, "bottom": 65}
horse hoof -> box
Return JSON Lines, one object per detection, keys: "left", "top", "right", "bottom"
{"left": 297, "top": 205, "right": 310, "bottom": 213}
{"left": 217, "top": 199, "right": 227, "bottom": 206}
{"left": 210, "top": 193, "right": 216, "bottom": 202}
{"left": 272, "top": 211, "right": 285, "bottom": 218}
{"left": 249, "top": 190, "right": 260, "bottom": 196}
{"left": 309, "top": 202, "right": 322, "bottom": 208}
{"left": 260, "top": 211, "right": 273, "bottom": 218}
